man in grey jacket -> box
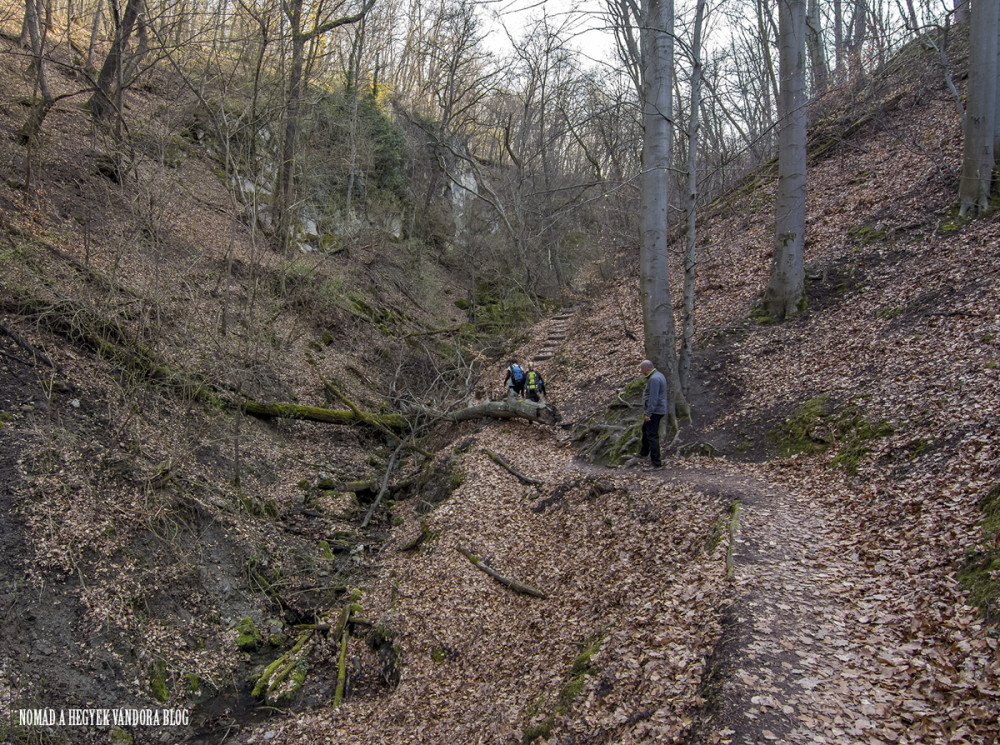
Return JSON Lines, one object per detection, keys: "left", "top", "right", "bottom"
{"left": 639, "top": 359, "right": 667, "bottom": 469}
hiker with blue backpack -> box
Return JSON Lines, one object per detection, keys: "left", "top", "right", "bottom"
{"left": 505, "top": 360, "right": 526, "bottom": 398}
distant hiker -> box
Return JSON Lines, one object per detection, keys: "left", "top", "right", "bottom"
{"left": 524, "top": 365, "right": 546, "bottom": 403}
{"left": 505, "top": 360, "right": 526, "bottom": 398}
{"left": 639, "top": 359, "right": 667, "bottom": 469}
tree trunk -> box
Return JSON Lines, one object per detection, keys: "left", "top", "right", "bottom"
{"left": 954, "top": 0, "right": 969, "bottom": 26}
{"left": 273, "top": 0, "right": 372, "bottom": 252}
{"left": 639, "top": 0, "right": 687, "bottom": 418}
{"left": 274, "top": 0, "right": 305, "bottom": 253}
{"left": 833, "top": 0, "right": 843, "bottom": 76}
{"left": 755, "top": 0, "right": 779, "bottom": 123}
{"left": 89, "top": 0, "right": 144, "bottom": 123}
{"left": 958, "top": 0, "right": 998, "bottom": 216}
{"left": 679, "top": 0, "right": 706, "bottom": 397}
{"left": 847, "top": 0, "right": 867, "bottom": 78}
{"left": 445, "top": 396, "right": 558, "bottom": 426}
{"left": 243, "top": 401, "right": 408, "bottom": 430}
{"left": 766, "top": 0, "right": 807, "bottom": 320}
{"left": 18, "top": 0, "right": 59, "bottom": 145}
{"left": 805, "top": 0, "right": 828, "bottom": 94}
{"left": 87, "top": 0, "right": 102, "bottom": 71}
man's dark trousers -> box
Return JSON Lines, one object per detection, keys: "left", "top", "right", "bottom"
{"left": 639, "top": 414, "right": 663, "bottom": 467}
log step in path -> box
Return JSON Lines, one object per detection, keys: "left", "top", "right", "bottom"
{"left": 532, "top": 308, "right": 576, "bottom": 362}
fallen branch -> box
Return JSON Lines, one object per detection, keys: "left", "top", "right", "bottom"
{"left": 332, "top": 601, "right": 362, "bottom": 708}
{"left": 485, "top": 449, "right": 543, "bottom": 486}
{"left": 0, "top": 321, "right": 56, "bottom": 370}
{"left": 360, "top": 439, "right": 405, "bottom": 529}
{"left": 455, "top": 544, "right": 547, "bottom": 599}
{"left": 308, "top": 353, "right": 429, "bottom": 454}
{"left": 334, "top": 627, "right": 349, "bottom": 707}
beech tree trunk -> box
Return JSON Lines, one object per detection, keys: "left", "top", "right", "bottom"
{"left": 679, "top": 0, "right": 706, "bottom": 397}
{"left": 958, "top": 0, "right": 998, "bottom": 216}
{"left": 805, "top": 0, "right": 828, "bottom": 94}
{"left": 639, "top": 0, "right": 687, "bottom": 418}
{"left": 445, "top": 397, "right": 558, "bottom": 426}
{"left": 766, "top": 0, "right": 807, "bottom": 321}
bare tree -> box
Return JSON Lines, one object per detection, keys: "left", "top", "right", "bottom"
{"left": 805, "top": 0, "right": 828, "bottom": 93}
{"left": 766, "top": 0, "right": 806, "bottom": 320}
{"left": 958, "top": 0, "right": 998, "bottom": 216}
{"left": 89, "top": 0, "right": 146, "bottom": 125}
{"left": 678, "top": 0, "right": 706, "bottom": 397}
{"left": 19, "top": 0, "right": 54, "bottom": 143}
{"left": 272, "top": 0, "right": 375, "bottom": 253}
{"left": 638, "top": 0, "right": 687, "bottom": 417}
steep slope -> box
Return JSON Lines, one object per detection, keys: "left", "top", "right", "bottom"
{"left": 2, "top": 22, "right": 999, "bottom": 745}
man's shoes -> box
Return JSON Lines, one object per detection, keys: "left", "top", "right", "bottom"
{"left": 643, "top": 462, "right": 663, "bottom": 471}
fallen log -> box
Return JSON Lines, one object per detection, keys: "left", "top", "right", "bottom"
{"left": 0, "top": 321, "right": 56, "bottom": 370}
{"left": 455, "top": 544, "right": 547, "bottom": 599}
{"left": 485, "top": 449, "right": 543, "bottom": 486}
{"left": 446, "top": 396, "right": 558, "bottom": 426}
{"left": 332, "top": 601, "right": 362, "bottom": 708}
{"left": 243, "top": 401, "right": 407, "bottom": 430}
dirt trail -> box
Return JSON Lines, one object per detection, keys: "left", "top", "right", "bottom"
{"left": 642, "top": 462, "right": 865, "bottom": 745}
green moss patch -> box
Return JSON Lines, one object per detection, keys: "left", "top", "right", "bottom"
{"left": 769, "top": 395, "right": 893, "bottom": 473}
{"left": 148, "top": 658, "right": 169, "bottom": 703}
{"left": 235, "top": 616, "right": 262, "bottom": 651}
{"left": 522, "top": 635, "right": 603, "bottom": 744}
{"left": 957, "top": 484, "right": 1000, "bottom": 627}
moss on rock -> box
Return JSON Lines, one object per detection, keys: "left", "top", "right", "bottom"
{"left": 148, "top": 658, "right": 169, "bottom": 703}
{"left": 235, "top": 616, "right": 262, "bottom": 651}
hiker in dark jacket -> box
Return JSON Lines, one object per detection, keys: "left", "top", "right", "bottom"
{"left": 524, "top": 365, "right": 546, "bottom": 403}
{"left": 639, "top": 359, "right": 667, "bottom": 468}
{"left": 504, "top": 360, "right": 526, "bottom": 398}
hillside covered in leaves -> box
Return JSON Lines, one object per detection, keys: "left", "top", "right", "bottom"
{"left": 1, "top": 11, "right": 999, "bottom": 745}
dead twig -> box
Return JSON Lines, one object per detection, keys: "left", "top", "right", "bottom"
{"left": 484, "top": 448, "right": 543, "bottom": 486}
{"left": 455, "top": 544, "right": 547, "bottom": 599}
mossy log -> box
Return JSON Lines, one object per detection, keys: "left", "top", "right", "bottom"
{"left": 333, "top": 629, "right": 349, "bottom": 708}
{"left": 332, "top": 600, "right": 363, "bottom": 708}
{"left": 251, "top": 631, "right": 313, "bottom": 700}
{"left": 0, "top": 321, "right": 56, "bottom": 370}
{"left": 455, "top": 544, "right": 547, "bottom": 599}
{"left": 308, "top": 353, "right": 429, "bottom": 454}
{"left": 4, "top": 296, "right": 408, "bottom": 434}
{"left": 446, "top": 397, "right": 558, "bottom": 426}
{"left": 243, "top": 401, "right": 407, "bottom": 430}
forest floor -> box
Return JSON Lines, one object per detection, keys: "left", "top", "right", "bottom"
{"left": 2, "top": 20, "right": 1000, "bottom": 745}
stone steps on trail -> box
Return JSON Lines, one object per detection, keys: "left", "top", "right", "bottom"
{"left": 532, "top": 307, "right": 575, "bottom": 362}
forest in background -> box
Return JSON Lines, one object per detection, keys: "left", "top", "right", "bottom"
{"left": 2, "top": 0, "right": 1000, "bottom": 743}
